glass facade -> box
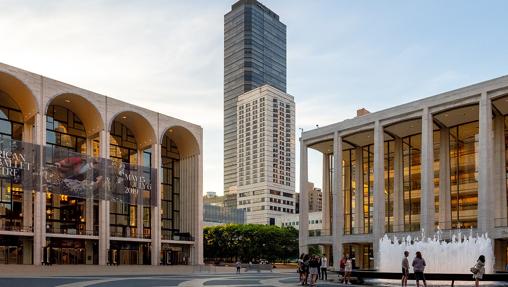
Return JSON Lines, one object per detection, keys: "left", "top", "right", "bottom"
{"left": 0, "top": 92, "right": 25, "bottom": 232}
{"left": 449, "top": 121, "right": 479, "bottom": 229}
{"left": 343, "top": 149, "right": 356, "bottom": 234}
{"left": 362, "top": 145, "right": 373, "bottom": 234}
{"left": 160, "top": 134, "right": 181, "bottom": 240}
{"left": 384, "top": 141, "right": 394, "bottom": 232}
{"left": 402, "top": 134, "right": 421, "bottom": 232}
{"left": 224, "top": 0, "right": 286, "bottom": 197}
{"left": 46, "top": 105, "right": 94, "bottom": 235}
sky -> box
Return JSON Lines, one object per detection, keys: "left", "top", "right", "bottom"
{"left": 1, "top": 0, "right": 508, "bottom": 194}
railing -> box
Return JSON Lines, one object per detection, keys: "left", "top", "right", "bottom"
{"left": 309, "top": 229, "right": 331, "bottom": 237}
{"left": 46, "top": 226, "right": 99, "bottom": 236}
{"left": 0, "top": 225, "right": 33, "bottom": 232}
{"left": 343, "top": 226, "right": 373, "bottom": 235}
{"left": 110, "top": 229, "right": 152, "bottom": 239}
{"left": 495, "top": 217, "right": 508, "bottom": 228}
{"left": 162, "top": 232, "right": 194, "bottom": 241}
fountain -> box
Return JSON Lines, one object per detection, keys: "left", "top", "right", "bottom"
{"left": 379, "top": 228, "right": 494, "bottom": 273}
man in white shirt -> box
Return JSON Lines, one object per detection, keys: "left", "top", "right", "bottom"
{"left": 320, "top": 254, "right": 328, "bottom": 280}
{"left": 402, "top": 251, "right": 410, "bottom": 287}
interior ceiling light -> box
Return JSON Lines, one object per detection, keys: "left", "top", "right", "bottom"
{"left": 122, "top": 116, "right": 127, "bottom": 119}
{"left": 64, "top": 99, "right": 71, "bottom": 103}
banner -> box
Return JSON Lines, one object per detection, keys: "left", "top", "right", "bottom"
{"left": 0, "top": 138, "right": 159, "bottom": 207}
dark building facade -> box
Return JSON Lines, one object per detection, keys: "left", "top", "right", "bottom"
{"left": 223, "top": 0, "right": 287, "bottom": 206}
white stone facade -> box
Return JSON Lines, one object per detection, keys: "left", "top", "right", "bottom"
{"left": 299, "top": 75, "right": 508, "bottom": 271}
{"left": 0, "top": 62, "right": 203, "bottom": 266}
{"left": 237, "top": 85, "right": 295, "bottom": 224}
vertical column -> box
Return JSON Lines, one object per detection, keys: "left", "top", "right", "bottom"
{"left": 99, "top": 130, "right": 108, "bottom": 265}
{"left": 354, "top": 147, "right": 364, "bottom": 233}
{"left": 22, "top": 121, "right": 34, "bottom": 264}
{"left": 137, "top": 149, "right": 144, "bottom": 239}
{"left": 373, "top": 121, "right": 385, "bottom": 269}
{"left": 196, "top": 153, "right": 204, "bottom": 265}
{"left": 151, "top": 143, "right": 161, "bottom": 265}
{"left": 478, "top": 92, "right": 494, "bottom": 233}
{"left": 494, "top": 115, "right": 507, "bottom": 227}
{"left": 439, "top": 128, "right": 451, "bottom": 229}
{"left": 85, "top": 138, "right": 94, "bottom": 235}
{"left": 420, "top": 107, "right": 435, "bottom": 236}
{"left": 298, "top": 139, "right": 309, "bottom": 255}
{"left": 322, "top": 153, "right": 330, "bottom": 235}
{"left": 393, "top": 138, "right": 404, "bottom": 232}
{"left": 332, "top": 132, "right": 343, "bottom": 269}
{"left": 33, "top": 113, "right": 44, "bottom": 265}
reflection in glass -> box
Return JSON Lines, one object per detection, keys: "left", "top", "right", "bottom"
{"left": 403, "top": 134, "right": 421, "bottom": 232}
{"left": 343, "top": 149, "right": 356, "bottom": 234}
{"left": 384, "top": 141, "right": 394, "bottom": 232}
{"left": 449, "top": 121, "right": 478, "bottom": 229}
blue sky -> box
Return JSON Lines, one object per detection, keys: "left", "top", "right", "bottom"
{"left": 1, "top": 0, "right": 508, "bottom": 193}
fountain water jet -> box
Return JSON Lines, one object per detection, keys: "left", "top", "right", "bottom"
{"left": 379, "top": 229, "right": 494, "bottom": 273}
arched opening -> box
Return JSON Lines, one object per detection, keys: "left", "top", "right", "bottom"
{"left": 0, "top": 72, "right": 38, "bottom": 264}
{"left": 109, "top": 112, "right": 155, "bottom": 265}
{"left": 160, "top": 126, "right": 199, "bottom": 265}
{"left": 44, "top": 94, "right": 104, "bottom": 265}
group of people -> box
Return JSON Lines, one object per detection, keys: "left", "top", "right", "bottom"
{"left": 401, "top": 251, "right": 486, "bottom": 287}
{"left": 297, "top": 254, "right": 329, "bottom": 286}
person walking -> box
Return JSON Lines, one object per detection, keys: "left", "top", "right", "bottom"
{"left": 412, "top": 251, "right": 427, "bottom": 287}
{"left": 471, "top": 255, "right": 486, "bottom": 287}
{"left": 339, "top": 254, "right": 346, "bottom": 283}
{"left": 309, "top": 255, "right": 320, "bottom": 287}
{"left": 320, "top": 254, "right": 328, "bottom": 280}
{"left": 298, "top": 254, "right": 305, "bottom": 284}
{"left": 344, "top": 255, "right": 353, "bottom": 285}
{"left": 401, "top": 251, "right": 410, "bottom": 287}
{"left": 236, "top": 260, "right": 241, "bottom": 274}
{"left": 302, "top": 254, "right": 310, "bottom": 286}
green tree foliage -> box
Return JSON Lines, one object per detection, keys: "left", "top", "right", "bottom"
{"left": 204, "top": 224, "right": 298, "bottom": 263}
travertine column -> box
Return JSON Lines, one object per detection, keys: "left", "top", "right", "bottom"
{"left": 196, "top": 153, "right": 204, "bottom": 265}
{"left": 393, "top": 138, "right": 404, "bottom": 232}
{"left": 322, "top": 153, "right": 331, "bottom": 235}
{"left": 33, "top": 112, "right": 46, "bottom": 265}
{"left": 151, "top": 143, "right": 161, "bottom": 265}
{"left": 478, "top": 92, "right": 494, "bottom": 233}
{"left": 85, "top": 138, "right": 94, "bottom": 235}
{"left": 420, "top": 107, "right": 435, "bottom": 236}
{"left": 354, "top": 147, "right": 364, "bottom": 233}
{"left": 439, "top": 128, "right": 451, "bottom": 229}
{"left": 22, "top": 122, "right": 34, "bottom": 264}
{"left": 332, "top": 132, "right": 343, "bottom": 269}
{"left": 98, "top": 130, "right": 109, "bottom": 265}
{"left": 494, "top": 115, "right": 507, "bottom": 227}
{"left": 299, "top": 139, "right": 309, "bottom": 255}
{"left": 373, "top": 121, "right": 385, "bottom": 269}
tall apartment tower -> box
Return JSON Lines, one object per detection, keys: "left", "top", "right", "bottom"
{"left": 237, "top": 85, "right": 295, "bottom": 224}
{"left": 224, "top": 0, "right": 287, "bottom": 208}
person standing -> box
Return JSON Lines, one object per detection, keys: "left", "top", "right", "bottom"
{"left": 344, "top": 255, "right": 353, "bottom": 285}
{"left": 236, "top": 260, "right": 241, "bottom": 274}
{"left": 412, "top": 251, "right": 427, "bottom": 287}
{"left": 471, "top": 255, "right": 486, "bottom": 287}
{"left": 309, "top": 255, "right": 320, "bottom": 287}
{"left": 401, "top": 251, "right": 410, "bottom": 286}
{"left": 320, "top": 254, "right": 328, "bottom": 280}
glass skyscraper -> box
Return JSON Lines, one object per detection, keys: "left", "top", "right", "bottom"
{"left": 224, "top": 0, "right": 287, "bottom": 203}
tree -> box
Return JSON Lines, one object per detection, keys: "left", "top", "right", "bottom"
{"left": 203, "top": 224, "right": 298, "bottom": 263}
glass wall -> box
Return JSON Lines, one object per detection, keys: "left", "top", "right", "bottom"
{"left": 46, "top": 105, "right": 91, "bottom": 235}
{"left": 362, "top": 145, "right": 373, "bottom": 234}
{"left": 0, "top": 92, "right": 25, "bottom": 231}
{"left": 402, "top": 134, "right": 421, "bottom": 232}
{"left": 109, "top": 121, "right": 138, "bottom": 238}
{"left": 433, "top": 131, "right": 440, "bottom": 228}
{"left": 384, "top": 141, "right": 394, "bottom": 232}
{"left": 161, "top": 135, "right": 181, "bottom": 240}
{"left": 343, "top": 149, "right": 356, "bottom": 235}
{"left": 449, "top": 121, "right": 479, "bottom": 229}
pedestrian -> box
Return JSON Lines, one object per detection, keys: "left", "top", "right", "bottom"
{"left": 317, "top": 255, "right": 321, "bottom": 280}
{"left": 412, "top": 251, "right": 427, "bottom": 287}
{"left": 344, "top": 255, "right": 353, "bottom": 285}
{"left": 401, "top": 251, "right": 410, "bottom": 287}
{"left": 302, "top": 254, "right": 310, "bottom": 286}
{"left": 309, "top": 255, "right": 320, "bottom": 287}
{"left": 339, "top": 254, "right": 346, "bottom": 283}
{"left": 236, "top": 260, "right": 241, "bottom": 274}
{"left": 320, "top": 254, "right": 328, "bottom": 280}
{"left": 298, "top": 254, "right": 305, "bottom": 284}
{"left": 471, "top": 255, "right": 486, "bottom": 287}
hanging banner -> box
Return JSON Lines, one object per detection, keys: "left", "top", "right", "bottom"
{"left": 0, "top": 137, "right": 40, "bottom": 190}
